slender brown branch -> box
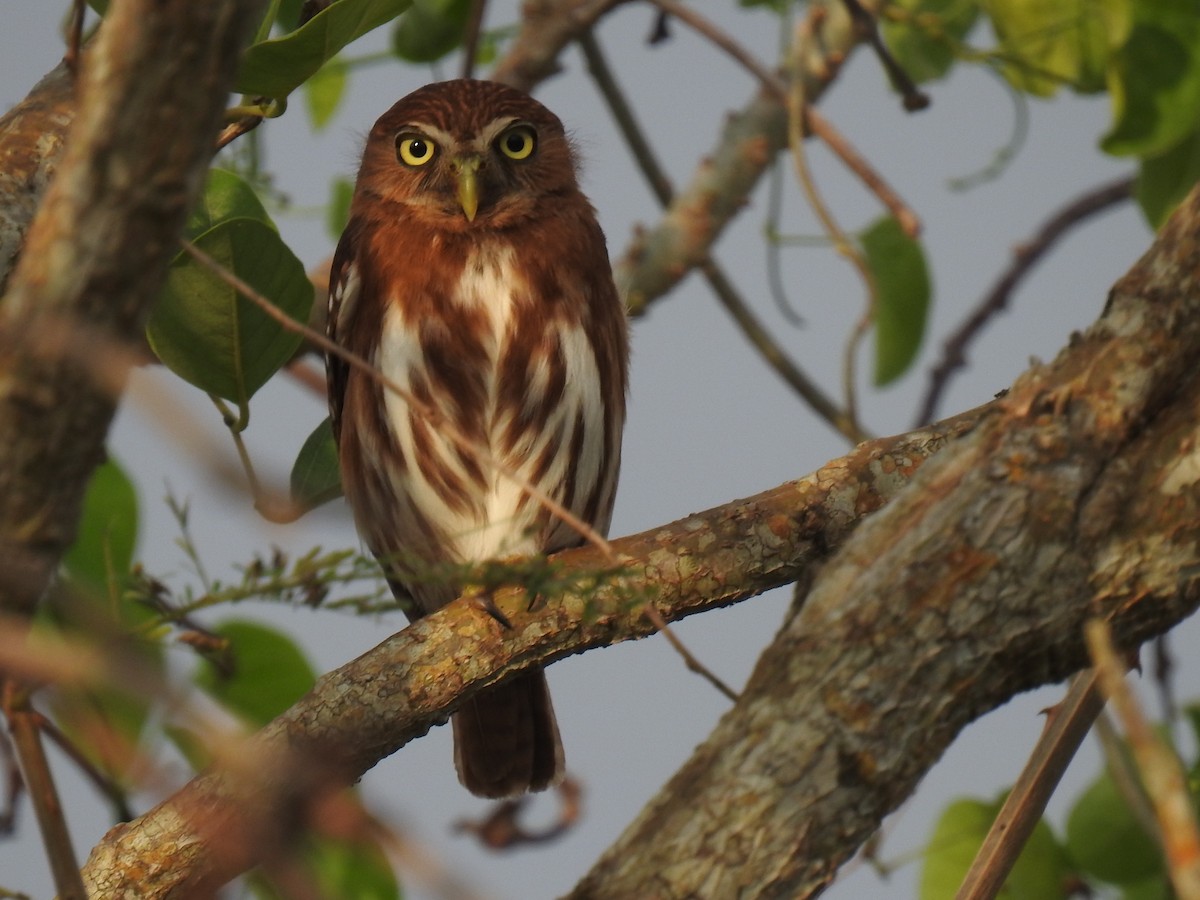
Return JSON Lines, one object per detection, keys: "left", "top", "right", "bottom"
{"left": 579, "top": 29, "right": 864, "bottom": 442}
{"left": 789, "top": 15, "right": 873, "bottom": 434}
{"left": 3, "top": 683, "right": 86, "bottom": 900}
{"left": 915, "top": 176, "right": 1135, "bottom": 426}
{"left": 806, "top": 107, "right": 921, "bottom": 238}
{"left": 216, "top": 115, "right": 263, "bottom": 151}
{"left": 1088, "top": 621, "right": 1200, "bottom": 898}
{"left": 459, "top": 0, "right": 488, "bottom": 80}
{"left": 80, "top": 404, "right": 982, "bottom": 894}
{"left": 839, "top": 0, "right": 929, "bottom": 111}
{"left": 955, "top": 671, "right": 1104, "bottom": 900}
{"left": 646, "top": 0, "right": 786, "bottom": 100}
{"left": 35, "top": 713, "right": 135, "bottom": 823}
{"left": 64, "top": 0, "right": 87, "bottom": 75}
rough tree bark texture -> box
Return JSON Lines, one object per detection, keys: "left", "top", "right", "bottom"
{"left": 0, "top": 0, "right": 266, "bottom": 616}
{"left": 570, "top": 188, "right": 1200, "bottom": 898}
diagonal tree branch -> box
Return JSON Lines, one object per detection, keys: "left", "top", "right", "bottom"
{"left": 569, "top": 182, "right": 1200, "bottom": 898}
{"left": 79, "top": 406, "right": 980, "bottom": 895}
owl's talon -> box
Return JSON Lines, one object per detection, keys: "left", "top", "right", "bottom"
{"left": 473, "top": 591, "right": 513, "bottom": 629}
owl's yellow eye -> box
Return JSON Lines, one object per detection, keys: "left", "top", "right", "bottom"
{"left": 396, "top": 134, "right": 436, "bottom": 167}
{"left": 497, "top": 126, "right": 536, "bottom": 161}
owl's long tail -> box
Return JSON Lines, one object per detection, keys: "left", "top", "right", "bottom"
{"left": 452, "top": 669, "right": 563, "bottom": 798}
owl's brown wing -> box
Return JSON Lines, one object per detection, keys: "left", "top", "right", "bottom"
{"left": 325, "top": 218, "right": 365, "bottom": 446}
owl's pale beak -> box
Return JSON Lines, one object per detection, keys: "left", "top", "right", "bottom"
{"left": 451, "top": 156, "right": 481, "bottom": 222}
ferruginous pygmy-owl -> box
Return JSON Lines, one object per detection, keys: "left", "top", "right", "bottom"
{"left": 326, "top": 79, "right": 629, "bottom": 798}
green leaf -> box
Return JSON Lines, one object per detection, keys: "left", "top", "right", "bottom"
{"left": 988, "top": 0, "right": 1131, "bottom": 96}
{"left": 196, "top": 620, "right": 317, "bottom": 725}
{"left": 921, "top": 796, "right": 1072, "bottom": 899}
{"left": 291, "top": 417, "right": 344, "bottom": 513}
{"left": 237, "top": 0, "right": 412, "bottom": 100}
{"left": 861, "top": 216, "right": 931, "bottom": 386}
{"left": 164, "top": 724, "right": 212, "bottom": 771}
{"left": 1102, "top": 0, "right": 1200, "bottom": 157}
{"left": 327, "top": 176, "right": 355, "bottom": 240}
{"left": 1066, "top": 770, "right": 1161, "bottom": 886}
{"left": 882, "top": 0, "right": 980, "bottom": 84}
{"left": 186, "top": 169, "right": 274, "bottom": 238}
{"left": 1136, "top": 128, "right": 1200, "bottom": 227}
{"left": 1123, "top": 876, "right": 1173, "bottom": 900}
{"left": 147, "top": 218, "right": 313, "bottom": 406}
{"left": 63, "top": 457, "right": 139, "bottom": 594}
{"left": 391, "top": 0, "right": 472, "bottom": 62}
{"left": 304, "top": 56, "right": 348, "bottom": 130}
{"left": 309, "top": 835, "right": 401, "bottom": 899}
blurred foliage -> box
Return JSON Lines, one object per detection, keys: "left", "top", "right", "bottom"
{"left": 919, "top": 704, "right": 1200, "bottom": 897}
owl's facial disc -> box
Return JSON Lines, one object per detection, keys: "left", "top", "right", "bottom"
{"left": 449, "top": 155, "right": 481, "bottom": 222}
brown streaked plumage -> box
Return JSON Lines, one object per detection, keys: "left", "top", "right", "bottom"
{"left": 326, "top": 80, "right": 628, "bottom": 798}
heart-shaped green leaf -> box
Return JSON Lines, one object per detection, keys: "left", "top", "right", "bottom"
{"left": 861, "top": 216, "right": 931, "bottom": 386}
{"left": 186, "top": 169, "right": 274, "bottom": 237}
{"left": 196, "top": 620, "right": 317, "bottom": 726}
{"left": 147, "top": 218, "right": 312, "bottom": 407}
{"left": 291, "top": 417, "right": 344, "bottom": 513}
{"left": 63, "top": 456, "right": 139, "bottom": 593}
{"left": 921, "top": 796, "right": 1072, "bottom": 899}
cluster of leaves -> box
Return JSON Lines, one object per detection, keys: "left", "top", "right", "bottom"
{"left": 50, "top": 457, "right": 400, "bottom": 895}
{"left": 921, "top": 705, "right": 1200, "bottom": 898}
{"left": 883, "top": 0, "right": 1200, "bottom": 227}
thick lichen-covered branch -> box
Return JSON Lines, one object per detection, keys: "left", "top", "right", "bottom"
{"left": 79, "top": 408, "right": 973, "bottom": 896}
{"left": 569, "top": 184, "right": 1200, "bottom": 899}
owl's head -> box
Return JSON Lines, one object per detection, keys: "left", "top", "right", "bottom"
{"left": 355, "top": 79, "right": 581, "bottom": 231}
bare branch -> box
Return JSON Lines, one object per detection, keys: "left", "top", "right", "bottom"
{"left": 568, "top": 183, "right": 1200, "bottom": 899}
{"left": 915, "top": 176, "right": 1135, "bottom": 426}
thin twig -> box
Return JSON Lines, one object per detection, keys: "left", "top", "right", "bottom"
{"left": 2, "top": 682, "right": 87, "bottom": 900}
{"left": 578, "top": 30, "right": 673, "bottom": 206}
{"left": 1087, "top": 621, "right": 1200, "bottom": 899}
{"left": 208, "top": 394, "right": 299, "bottom": 524}
{"left": 649, "top": 0, "right": 919, "bottom": 238}
{"left": 35, "top": 713, "right": 135, "bottom": 822}
{"left": 915, "top": 176, "right": 1134, "bottom": 426}
{"left": 806, "top": 107, "right": 921, "bottom": 238}
{"left": 64, "top": 0, "right": 87, "bottom": 75}
{"left": 789, "top": 16, "right": 873, "bottom": 435}
{"left": 839, "top": 0, "right": 929, "bottom": 111}
{"left": 460, "top": 0, "right": 488, "bottom": 80}
{"left": 647, "top": 0, "right": 785, "bottom": 101}
{"left": 701, "top": 260, "right": 869, "bottom": 444}
{"left": 955, "top": 670, "right": 1104, "bottom": 900}
{"left": 216, "top": 115, "right": 263, "bottom": 151}
{"left": 1152, "top": 635, "right": 1177, "bottom": 732}
{"left": 285, "top": 358, "right": 328, "bottom": 396}
{"left": 581, "top": 29, "right": 865, "bottom": 445}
